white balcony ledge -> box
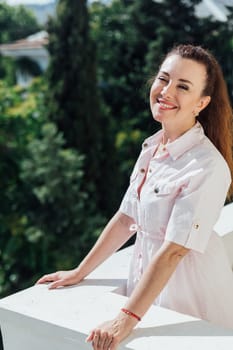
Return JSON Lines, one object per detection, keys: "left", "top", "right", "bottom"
{"left": 1, "top": 202, "right": 233, "bottom": 350}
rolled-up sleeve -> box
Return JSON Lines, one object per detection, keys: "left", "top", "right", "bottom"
{"left": 165, "top": 160, "right": 231, "bottom": 253}
{"left": 119, "top": 185, "right": 135, "bottom": 218}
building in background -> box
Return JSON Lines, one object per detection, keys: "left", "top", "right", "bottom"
{"left": 0, "top": 31, "right": 49, "bottom": 86}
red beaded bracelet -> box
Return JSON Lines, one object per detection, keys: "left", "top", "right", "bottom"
{"left": 121, "top": 308, "right": 141, "bottom": 321}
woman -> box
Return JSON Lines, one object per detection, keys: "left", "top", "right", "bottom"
{"left": 37, "top": 44, "right": 233, "bottom": 349}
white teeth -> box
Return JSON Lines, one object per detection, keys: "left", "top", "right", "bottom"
{"left": 159, "top": 102, "right": 175, "bottom": 109}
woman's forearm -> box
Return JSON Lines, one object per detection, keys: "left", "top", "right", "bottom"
{"left": 75, "top": 211, "right": 135, "bottom": 279}
{"left": 122, "top": 241, "right": 189, "bottom": 318}
{"left": 36, "top": 211, "right": 135, "bottom": 288}
{"left": 85, "top": 241, "right": 190, "bottom": 349}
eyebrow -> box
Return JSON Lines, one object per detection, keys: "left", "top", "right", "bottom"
{"left": 159, "top": 71, "right": 193, "bottom": 85}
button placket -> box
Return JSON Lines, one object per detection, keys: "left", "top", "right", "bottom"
{"left": 130, "top": 224, "right": 144, "bottom": 281}
{"left": 136, "top": 236, "right": 144, "bottom": 281}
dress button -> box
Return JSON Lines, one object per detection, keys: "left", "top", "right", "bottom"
{"left": 193, "top": 224, "right": 199, "bottom": 229}
{"left": 154, "top": 187, "right": 159, "bottom": 193}
{"left": 140, "top": 168, "right": 145, "bottom": 173}
{"left": 149, "top": 168, "right": 152, "bottom": 173}
{"left": 143, "top": 143, "right": 148, "bottom": 148}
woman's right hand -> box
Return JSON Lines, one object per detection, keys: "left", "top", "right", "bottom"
{"left": 36, "top": 269, "right": 82, "bottom": 289}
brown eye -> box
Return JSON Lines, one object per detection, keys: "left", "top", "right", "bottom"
{"left": 178, "top": 84, "right": 189, "bottom": 90}
{"left": 158, "top": 76, "right": 168, "bottom": 82}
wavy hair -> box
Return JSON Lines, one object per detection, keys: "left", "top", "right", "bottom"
{"left": 166, "top": 44, "right": 233, "bottom": 199}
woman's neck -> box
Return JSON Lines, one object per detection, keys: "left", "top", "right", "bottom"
{"left": 162, "top": 120, "right": 196, "bottom": 144}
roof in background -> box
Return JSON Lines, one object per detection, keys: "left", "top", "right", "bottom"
{"left": 0, "top": 31, "right": 48, "bottom": 52}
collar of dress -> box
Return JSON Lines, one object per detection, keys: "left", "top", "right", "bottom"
{"left": 142, "top": 121, "right": 205, "bottom": 161}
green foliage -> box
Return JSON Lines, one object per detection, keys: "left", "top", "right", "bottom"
{"left": 0, "top": 78, "right": 47, "bottom": 296}
{"left": 46, "top": 0, "right": 101, "bottom": 150}
{"left": 20, "top": 122, "right": 105, "bottom": 273}
{"left": 46, "top": 0, "right": 118, "bottom": 216}
{"left": 0, "top": 1, "right": 40, "bottom": 43}
{"left": 89, "top": 0, "right": 152, "bottom": 186}
{"left": 0, "top": 79, "right": 106, "bottom": 297}
{"left": 0, "top": 57, "right": 16, "bottom": 85}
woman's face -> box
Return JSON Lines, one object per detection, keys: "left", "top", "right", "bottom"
{"left": 150, "top": 55, "right": 210, "bottom": 127}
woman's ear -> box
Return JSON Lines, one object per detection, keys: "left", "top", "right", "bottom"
{"left": 198, "top": 95, "right": 211, "bottom": 112}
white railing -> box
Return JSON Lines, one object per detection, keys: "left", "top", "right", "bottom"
{"left": 1, "top": 202, "right": 233, "bottom": 350}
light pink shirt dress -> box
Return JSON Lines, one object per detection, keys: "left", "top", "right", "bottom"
{"left": 119, "top": 121, "right": 233, "bottom": 329}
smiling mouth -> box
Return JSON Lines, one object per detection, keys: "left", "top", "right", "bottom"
{"left": 157, "top": 99, "right": 177, "bottom": 110}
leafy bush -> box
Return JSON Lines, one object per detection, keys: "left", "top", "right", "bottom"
{"left": 0, "top": 79, "right": 106, "bottom": 297}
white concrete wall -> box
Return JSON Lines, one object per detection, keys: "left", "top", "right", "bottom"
{"left": 1, "top": 203, "right": 233, "bottom": 349}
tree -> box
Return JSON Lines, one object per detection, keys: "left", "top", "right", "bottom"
{"left": 0, "top": 2, "right": 40, "bottom": 43}
{"left": 20, "top": 122, "right": 105, "bottom": 282}
{"left": 0, "top": 78, "right": 47, "bottom": 296}
{"left": 46, "top": 0, "right": 118, "bottom": 216}
{"left": 0, "top": 78, "right": 106, "bottom": 298}
{"left": 89, "top": 0, "right": 152, "bottom": 190}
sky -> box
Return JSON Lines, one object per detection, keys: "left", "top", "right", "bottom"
{"left": 6, "top": 0, "right": 55, "bottom": 5}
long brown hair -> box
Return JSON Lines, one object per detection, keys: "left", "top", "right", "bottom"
{"left": 166, "top": 44, "right": 233, "bottom": 199}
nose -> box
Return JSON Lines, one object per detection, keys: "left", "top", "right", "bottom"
{"left": 161, "top": 82, "right": 175, "bottom": 99}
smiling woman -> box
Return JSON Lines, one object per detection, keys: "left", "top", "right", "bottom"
{"left": 37, "top": 44, "right": 233, "bottom": 350}
{"left": 150, "top": 55, "right": 211, "bottom": 141}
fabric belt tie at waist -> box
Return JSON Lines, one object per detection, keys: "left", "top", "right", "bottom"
{"left": 129, "top": 223, "right": 142, "bottom": 233}
{"left": 129, "top": 223, "right": 164, "bottom": 240}
{"left": 129, "top": 223, "right": 147, "bottom": 237}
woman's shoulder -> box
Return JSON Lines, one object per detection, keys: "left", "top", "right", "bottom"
{"left": 195, "top": 135, "right": 231, "bottom": 181}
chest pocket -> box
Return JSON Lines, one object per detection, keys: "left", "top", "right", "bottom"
{"left": 153, "top": 182, "right": 178, "bottom": 197}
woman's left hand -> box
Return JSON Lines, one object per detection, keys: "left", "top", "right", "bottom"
{"left": 85, "top": 312, "right": 138, "bottom": 350}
